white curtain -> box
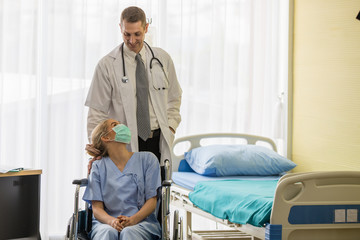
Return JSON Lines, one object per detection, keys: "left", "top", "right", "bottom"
{"left": 0, "top": 0, "right": 288, "bottom": 238}
{"left": 159, "top": 0, "right": 289, "bottom": 154}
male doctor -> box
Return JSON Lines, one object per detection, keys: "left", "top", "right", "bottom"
{"left": 85, "top": 6, "right": 182, "bottom": 178}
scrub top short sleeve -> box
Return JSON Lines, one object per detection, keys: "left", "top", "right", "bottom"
{"left": 83, "top": 163, "right": 103, "bottom": 203}
{"left": 143, "top": 153, "right": 161, "bottom": 201}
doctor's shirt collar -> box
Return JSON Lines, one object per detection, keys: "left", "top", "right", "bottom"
{"left": 123, "top": 43, "right": 147, "bottom": 65}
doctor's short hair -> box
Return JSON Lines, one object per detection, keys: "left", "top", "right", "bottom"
{"left": 89, "top": 119, "right": 109, "bottom": 157}
{"left": 120, "top": 6, "right": 147, "bottom": 28}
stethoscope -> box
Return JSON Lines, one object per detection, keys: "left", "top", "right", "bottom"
{"left": 121, "top": 41, "right": 166, "bottom": 85}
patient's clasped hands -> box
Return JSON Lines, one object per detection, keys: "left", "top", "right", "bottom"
{"left": 110, "top": 215, "right": 138, "bottom": 232}
{"left": 110, "top": 217, "right": 124, "bottom": 232}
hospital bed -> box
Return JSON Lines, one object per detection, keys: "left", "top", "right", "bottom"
{"left": 169, "top": 133, "right": 360, "bottom": 240}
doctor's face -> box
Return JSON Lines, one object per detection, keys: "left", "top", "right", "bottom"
{"left": 120, "top": 20, "right": 148, "bottom": 54}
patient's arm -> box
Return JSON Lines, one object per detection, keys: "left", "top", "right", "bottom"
{"left": 92, "top": 200, "right": 124, "bottom": 231}
{"left": 119, "top": 196, "right": 157, "bottom": 227}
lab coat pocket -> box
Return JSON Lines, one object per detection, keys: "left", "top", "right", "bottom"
{"left": 150, "top": 68, "right": 169, "bottom": 91}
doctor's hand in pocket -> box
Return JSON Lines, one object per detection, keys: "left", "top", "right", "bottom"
{"left": 169, "top": 127, "right": 175, "bottom": 134}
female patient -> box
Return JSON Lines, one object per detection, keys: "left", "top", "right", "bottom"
{"left": 83, "top": 119, "right": 161, "bottom": 240}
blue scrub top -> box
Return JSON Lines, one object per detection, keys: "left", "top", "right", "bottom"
{"left": 83, "top": 152, "right": 161, "bottom": 228}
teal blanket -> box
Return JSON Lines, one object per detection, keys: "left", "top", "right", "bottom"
{"left": 188, "top": 179, "right": 278, "bottom": 227}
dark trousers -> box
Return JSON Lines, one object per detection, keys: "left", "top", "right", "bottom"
{"left": 138, "top": 129, "right": 165, "bottom": 181}
{"left": 138, "top": 129, "right": 164, "bottom": 223}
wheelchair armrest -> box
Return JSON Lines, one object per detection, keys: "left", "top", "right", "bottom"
{"left": 72, "top": 178, "right": 88, "bottom": 187}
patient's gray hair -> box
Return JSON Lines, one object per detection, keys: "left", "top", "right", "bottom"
{"left": 88, "top": 119, "right": 109, "bottom": 157}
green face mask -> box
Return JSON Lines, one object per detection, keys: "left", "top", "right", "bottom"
{"left": 110, "top": 124, "right": 131, "bottom": 144}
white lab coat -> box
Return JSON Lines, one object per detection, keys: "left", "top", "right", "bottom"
{"left": 85, "top": 44, "right": 182, "bottom": 165}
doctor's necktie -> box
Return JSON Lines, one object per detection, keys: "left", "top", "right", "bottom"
{"left": 135, "top": 53, "right": 151, "bottom": 141}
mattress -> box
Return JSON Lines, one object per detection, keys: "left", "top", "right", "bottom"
{"left": 172, "top": 171, "right": 281, "bottom": 190}
{"left": 172, "top": 171, "right": 282, "bottom": 227}
{"left": 188, "top": 179, "right": 278, "bottom": 227}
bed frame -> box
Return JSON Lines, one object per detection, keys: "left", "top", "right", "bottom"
{"left": 169, "top": 133, "right": 360, "bottom": 240}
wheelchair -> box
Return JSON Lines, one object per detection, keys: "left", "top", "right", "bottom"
{"left": 66, "top": 159, "right": 182, "bottom": 240}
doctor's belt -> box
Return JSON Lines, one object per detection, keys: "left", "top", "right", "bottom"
{"left": 147, "top": 129, "right": 161, "bottom": 138}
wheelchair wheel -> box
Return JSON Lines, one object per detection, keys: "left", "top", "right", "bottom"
{"left": 66, "top": 214, "right": 74, "bottom": 240}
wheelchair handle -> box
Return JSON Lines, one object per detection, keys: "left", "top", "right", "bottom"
{"left": 72, "top": 178, "right": 88, "bottom": 186}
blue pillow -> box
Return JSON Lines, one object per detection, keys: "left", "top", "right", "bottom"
{"left": 178, "top": 159, "right": 195, "bottom": 172}
{"left": 184, "top": 144, "right": 296, "bottom": 176}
